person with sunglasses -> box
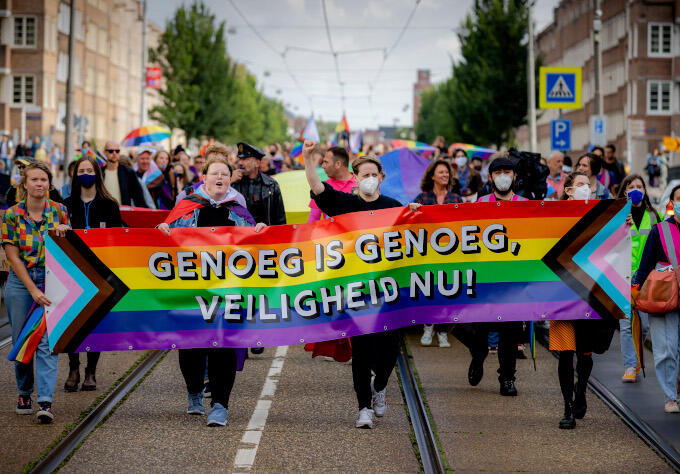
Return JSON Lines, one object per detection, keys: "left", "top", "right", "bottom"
{"left": 102, "top": 140, "right": 149, "bottom": 208}
{"left": 5, "top": 158, "right": 63, "bottom": 207}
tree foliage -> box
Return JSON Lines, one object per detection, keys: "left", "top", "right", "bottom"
{"left": 149, "top": 1, "right": 288, "bottom": 144}
{"left": 416, "top": 0, "right": 529, "bottom": 148}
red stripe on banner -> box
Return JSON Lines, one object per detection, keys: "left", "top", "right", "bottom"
{"left": 75, "top": 200, "right": 603, "bottom": 248}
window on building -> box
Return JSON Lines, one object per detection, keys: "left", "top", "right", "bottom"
{"left": 58, "top": 4, "right": 70, "bottom": 34}
{"left": 647, "top": 80, "right": 672, "bottom": 114}
{"left": 57, "top": 52, "right": 68, "bottom": 83}
{"left": 14, "top": 16, "right": 37, "bottom": 47}
{"left": 13, "top": 76, "right": 35, "bottom": 104}
{"left": 648, "top": 23, "right": 673, "bottom": 57}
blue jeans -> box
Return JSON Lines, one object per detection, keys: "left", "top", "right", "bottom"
{"left": 648, "top": 311, "right": 680, "bottom": 403}
{"left": 488, "top": 331, "right": 499, "bottom": 347}
{"left": 5, "top": 268, "right": 58, "bottom": 403}
{"left": 619, "top": 312, "right": 650, "bottom": 368}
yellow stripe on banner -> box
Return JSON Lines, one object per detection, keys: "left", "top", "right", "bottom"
{"left": 109, "top": 237, "right": 558, "bottom": 290}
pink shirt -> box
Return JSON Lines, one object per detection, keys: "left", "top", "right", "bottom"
{"left": 308, "top": 176, "right": 357, "bottom": 221}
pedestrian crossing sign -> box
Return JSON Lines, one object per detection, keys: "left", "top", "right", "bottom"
{"left": 539, "top": 67, "right": 582, "bottom": 109}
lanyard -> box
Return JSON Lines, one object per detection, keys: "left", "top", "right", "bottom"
{"left": 83, "top": 200, "right": 94, "bottom": 229}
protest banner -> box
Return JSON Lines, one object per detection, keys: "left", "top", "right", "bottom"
{"left": 44, "top": 199, "right": 630, "bottom": 353}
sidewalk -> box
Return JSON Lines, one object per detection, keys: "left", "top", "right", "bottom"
{"left": 407, "top": 330, "right": 670, "bottom": 472}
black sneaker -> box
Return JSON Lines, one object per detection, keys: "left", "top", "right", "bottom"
{"left": 16, "top": 395, "right": 33, "bottom": 415}
{"left": 37, "top": 402, "right": 54, "bottom": 424}
{"left": 500, "top": 380, "right": 518, "bottom": 396}
{"left": 468, "top": 357, "right": 484, "bottom": 386}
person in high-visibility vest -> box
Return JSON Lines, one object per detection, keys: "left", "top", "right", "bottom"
{"left": 618, "top": 174, "right": 661, "bottom": 383}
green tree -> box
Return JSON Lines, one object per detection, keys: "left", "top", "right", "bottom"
{"left": 416, "top": 0, "right": 529, "bottom": 148}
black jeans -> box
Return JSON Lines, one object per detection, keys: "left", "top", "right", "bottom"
{"left": 68, "top": 352, "right": 101, "bottom": 373}
{"left": 351, "top": 331, "right": 400, "bottom": 409}
{"left": 455, "top": 322, "right": 523, "bottom": 382}
{"left": 178, "top": 348, "right": 237, "bottom": 408}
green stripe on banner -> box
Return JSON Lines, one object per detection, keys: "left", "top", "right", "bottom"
{"left": 113, "top": 260, "right": 558, "bottom": 311}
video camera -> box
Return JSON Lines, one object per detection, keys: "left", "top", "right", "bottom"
{"left": 507, "top": 148, "right": 549, "bottom": 200}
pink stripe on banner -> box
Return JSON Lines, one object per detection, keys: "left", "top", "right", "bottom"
{"left": 589, "top": 223, "right": 629, "bottom": 298}
{"left": 46, "top": 249, "right": 83, "bottom": 333}
{"left": 75, "top": 300, "right": 601, "bottom": 352}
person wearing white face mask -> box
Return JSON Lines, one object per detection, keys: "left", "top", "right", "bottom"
{"left": 302, "top": 139, "right": 421, "bottom": 429}
{"left": 574, "top": 153, "right": 610, "bottom": 200}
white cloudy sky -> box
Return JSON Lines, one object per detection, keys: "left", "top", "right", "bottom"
{"left": 148, "top": 0, "right": 560, "bottom": 129}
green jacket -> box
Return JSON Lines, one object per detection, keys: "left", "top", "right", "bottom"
{"left": 631, "top": 209, "right": 661, "bottom": 275}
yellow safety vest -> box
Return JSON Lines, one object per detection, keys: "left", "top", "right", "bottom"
{"left": 631, "top": 210, "right": 660, "bottom": 275}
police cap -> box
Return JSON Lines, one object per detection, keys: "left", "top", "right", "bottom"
{"left": 237, "top": 142, "right": 265, "bottom": 160}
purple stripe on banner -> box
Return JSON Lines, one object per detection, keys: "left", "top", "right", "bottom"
{"left": 75, "top": 300, "right": 601, "bottom": 352}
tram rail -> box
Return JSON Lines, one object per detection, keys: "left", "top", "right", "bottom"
{"left": 29, "top": 350, "right": 166, "bottom": 474}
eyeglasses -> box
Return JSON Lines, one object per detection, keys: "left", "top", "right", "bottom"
{"left": 106, "top": 149, "right": 120, "bottom": 154}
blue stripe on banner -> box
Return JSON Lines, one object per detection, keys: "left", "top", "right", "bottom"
{"left": 90, "top": 280, "right": 582, "bottom": 333}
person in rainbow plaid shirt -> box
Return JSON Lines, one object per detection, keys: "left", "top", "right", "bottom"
{"left": 2, "top": 162, "right": 70, "bottom": 424}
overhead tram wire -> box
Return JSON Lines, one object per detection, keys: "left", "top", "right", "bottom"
{"left": 227, "top": 0, "right": 314, "bottom": 111}
{"left": 321, "top": 0, "right": 345, "bottom": 111}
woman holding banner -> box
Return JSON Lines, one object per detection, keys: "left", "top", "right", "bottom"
{"left": 632, "top": 183, "right": 680, "bottom": 414}
{"left": 551, "top": 172, "right": 600, "bottom": 429}
{"left": 414, "top": 159, "right": 462, "bottom": 348}
{"left": 158, "top": 144, "right": 266, "bottom": 427}
{"left": 2, "top": 162, "right": 70, "bottom": 424}
{"left": 302, "top": 139, "right": 420, "bottom": 429}
{"left": 63, "top": 155, "right": 123, "bottom": 392}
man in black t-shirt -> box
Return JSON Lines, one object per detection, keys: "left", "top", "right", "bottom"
{"left": 304, "top": 140, "right": 420, "bottom": 429}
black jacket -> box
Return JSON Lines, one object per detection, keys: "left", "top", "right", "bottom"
{"left": 64, "top": 195, "right": 124, "bottom": 229}
{"left": 232, "top": 171, "right": 286, "bottom": 225}
{"left": 103, "top": 165, "right": 148, "bottom": 208}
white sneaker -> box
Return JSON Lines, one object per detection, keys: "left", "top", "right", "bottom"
{"left": 664, "top": 401, "right": 679, "bottom": 413}
{"left": 420, "top": 325, "right": 433, "bottom": 346}
{"left": 372, "top": 387, "right": 387, "bottom": 417}
{"left": 356, "top": 408, "right": 374, "bottom": 428}
{"left": 437, "top": 332, "right": 451, "bottom": 348}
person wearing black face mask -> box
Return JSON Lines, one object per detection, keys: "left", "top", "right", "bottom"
{"left": 63, "top": 155, "right": 124, "bottom": 392}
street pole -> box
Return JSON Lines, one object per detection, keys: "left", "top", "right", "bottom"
{"left": 140, "top": 0, "right": 147, "bottom": 126}
{"left": 64, "top": 0, "right": 77, "bottom": 166}
{"left": 593, "top": 0, "right": 603, "bottom": 116}
{"left": 527, "top": 2, "right": 537, "bottom": 153}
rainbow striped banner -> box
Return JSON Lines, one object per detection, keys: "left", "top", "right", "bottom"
{"left": 45, "top": 199, "right": 631, "bottom": 353}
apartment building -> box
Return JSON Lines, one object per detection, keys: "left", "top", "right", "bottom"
{"left": 526, "top": 0, "right": 678, "bottom": 173}
{"left": 0, "top": 0, "right": 163, "bottom": 152}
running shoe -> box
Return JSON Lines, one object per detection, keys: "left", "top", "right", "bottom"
{"left": 420, "top": 325, "right": 433, "bottom": 346}
{"left": 488, "top": 346, "right": 498, "bottom": 354}
{"left": 437, "top": 332, "right": 451, "bottom": 348}
{"left": 207, "top": 403, "right": 228, "bottom": 426}
{"left": 621, "top": 367, "right": 637, "bottom": 383}
{"left": 355, "top": 408, "right": 374, "bottom": 429}
{"left": 371, "top": 379, "right": 387, "bottom": 417}
{"left": 664, "top": 401, "right": 679, "bottom": 413}
{"left": 37, "top": 402, "right": 54, "bottom": 424}
{"left": 16, "top": 395, "right": 32, "bottom": 415}
{"left": 187, "top": 392, "right": 205, "bottom": 415}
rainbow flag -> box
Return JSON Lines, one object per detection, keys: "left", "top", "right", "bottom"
{"left": 291, "top": 115, "right": 319, "bottom": 159}
{"left": 8, "top": 306, "right": 45, "bottom": 364}
{"left": 391, "top": 139, "right": 437, "bottom": 158}
{"left": 331, "top": 114, "right": 350, "bottom": 146}
{"left": 449, "top": 143, "right": 497, "bottom": 160}
{"left": 45, "top": 199, "right": 631, "bottom": 354}
{"left": 122, "top": 125, "right": 171, "bottom": 147}
{"left": 82, "top": 148, "right": 107, "bottom": 167}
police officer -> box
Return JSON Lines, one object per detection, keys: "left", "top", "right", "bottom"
{"left": 231, "top": 142, "right": 286, "bottom": 226}
{"left": 231, "top": 142, "right": 286, "bottom": 355}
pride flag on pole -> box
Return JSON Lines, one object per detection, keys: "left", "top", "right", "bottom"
{"left": 331, "top": 114, "right": 350, "bottom": 146}
{"left": 291, "top": 115, "right": 320, "bottom": 159}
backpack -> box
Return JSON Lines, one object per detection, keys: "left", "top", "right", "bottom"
{"left": 636, "top": 221, "right": 680, "bottom": 314}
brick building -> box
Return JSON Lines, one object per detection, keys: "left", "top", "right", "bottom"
{"left": 413, "top": 69, "right": 432, "bottom": 126}
{"left": 525, "top": 0, "right": 678, "bottom": 174}
{"left": 0, "top": 0, "right": 165, "bottom": 154}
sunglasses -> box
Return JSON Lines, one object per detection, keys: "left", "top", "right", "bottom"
{"left": 106, "top": 149, "right": 120, "bottom": 153}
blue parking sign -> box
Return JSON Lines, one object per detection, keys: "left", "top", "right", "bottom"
{"left": 551, "top": 119, "right": 571, "bottom": 151}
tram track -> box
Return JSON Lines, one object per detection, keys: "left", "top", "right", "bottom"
{"left": 397, "top": 337, "right": 446, "bottom": 474}
{"left": 28, "top": 350, "right": 166, "bottom": 474}
{"left": 535, "top": 327, "right": 680, "bottom": 472}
